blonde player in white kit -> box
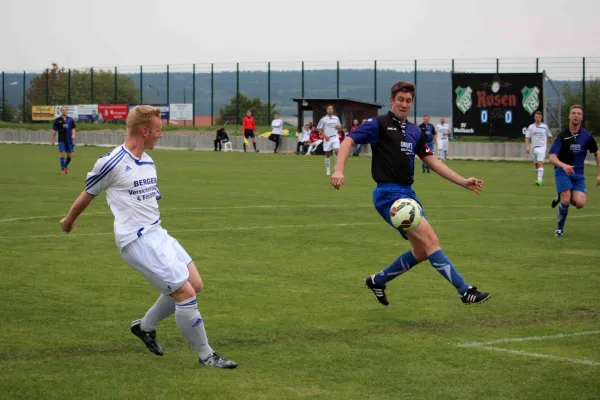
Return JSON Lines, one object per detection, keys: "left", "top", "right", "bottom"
{"left": 59, "top": 106, "right": 237, "bottom": 369}
{"left": 436, "top": 116, "right": 451, "bottom": 163}
{"left": 317, "top": 105, "right": 342, "bottom": 175}
{"left": 525, "top": 111, "right": 553, "bottom": 186}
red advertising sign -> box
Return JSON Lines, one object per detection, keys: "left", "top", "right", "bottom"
{"left": 98, "top": 104, "right": 129, "bottom": 120}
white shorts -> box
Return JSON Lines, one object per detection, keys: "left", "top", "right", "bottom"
{"left": 323, "top": 136, "right": 340, "bottom": 152}
{"left": 437, "top": 139, "right": 449, "bottom": 151}
{"left": 532, "top": 146, "right": 546, "bottom": 163}
{"left": 121, "top": 226, "right": 192, "bottom": 295}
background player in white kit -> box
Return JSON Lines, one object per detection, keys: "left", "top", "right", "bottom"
{"left": 436, "top": 116, "right": 451, "bottom": 162}
{"left": 59, "top": 105, "right": 237, "bottom": 369}
{"left": 525, "top": 111, "right": 553, "bottom": 186}
{"left": 317, "top": 105, "right": 342, "bottom": 175}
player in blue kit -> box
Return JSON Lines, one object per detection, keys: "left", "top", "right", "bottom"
{"left": 549, "top": 104, "right": 600, "bottom": 237}
{"left": 51, "top": 106, "right": 76, "bottom": 174}
{"left": 418, "top": 115, "right": 436, "bottom": 174}
{"left": 330, "top": 81, "right": 491, "bottom": 306}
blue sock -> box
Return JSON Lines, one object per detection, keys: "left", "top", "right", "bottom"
{"left": 558, "top": 203, "right": 569, "bottom": 231}
{"left": 373, "top": 250, "right": 420, "bottom": 285}
{"left": 65, "top": 156, "right": 72, "bottom": 167}
{"left": 428, "top": 250, "right": 469, "bottom": 294}
{"left": 60, "top": 157, "right": 65, "bottom": 170}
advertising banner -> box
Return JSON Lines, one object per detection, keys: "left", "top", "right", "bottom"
{"left": 98, "top": 104, "right": 129, "bottom": 120}
{"left": 31, "top": 106, "right": 55, "bottom": 121}
{"left": 169, "top": 104, "right": 193, "bottom": 121}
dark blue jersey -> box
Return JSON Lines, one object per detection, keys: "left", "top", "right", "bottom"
{"left": 348, "top": 111, "right": 433, "bottom": 185}
{"left": 549, "top": 127, "right": 597, "bottom": 174}
{"left": 53, "top": 116, "right": 76, "bottom": 143}
{"left": 419, "top": 122, "right": 436, "bottom": 144}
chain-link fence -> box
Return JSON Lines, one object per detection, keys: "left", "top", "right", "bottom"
{"left": 1, "top": 57, "right": 598, "bottom": 132}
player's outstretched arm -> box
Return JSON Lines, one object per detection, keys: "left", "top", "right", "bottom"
{"left": 60, "top": 191, "right": 96, "bottom": 233}
{"left": 330, "top": 136, "right": 355, "bottom": 190}
{"left": 424, "top": 155, "right": 483, "bottom": 194}
{"left": 595, "top": 152, "right": 600, "bottom": 186}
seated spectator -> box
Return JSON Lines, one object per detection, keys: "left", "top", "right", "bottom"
{"left": 214, "top": 125, "right": 230, "bottom": 151}
{"left": 297, "top": 122, "right": 312, "bottom": 154}
{"left": 305, "top": 127, "right": 322, "bottom": 155}
{"left": 337, "top": 126, "right": 345, "bottom": 143}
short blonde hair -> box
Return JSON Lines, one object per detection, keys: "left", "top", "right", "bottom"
{"left": 127, "top": 105, "right": 161, "bottom": 135}
{"left": 570, "top": 104, "right": 584, "bottom": 113}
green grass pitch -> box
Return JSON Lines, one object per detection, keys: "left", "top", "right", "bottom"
{"left": 0, "top": 144, "right": 599, "bottom": 400}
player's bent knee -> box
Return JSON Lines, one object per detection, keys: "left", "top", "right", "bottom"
{"left": 574, "top": 202, "right": 585, "bottom": 209}
{"left": 171, "top": 281, "right": 196, "bottom": 302}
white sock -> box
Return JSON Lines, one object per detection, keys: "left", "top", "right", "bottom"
{"left": 325, "top": 157, "right": 331, "bottom": 170}
{"left": 444, "top": 150, "right": 448, "bottom": 160}
{"left": 175, "top": 296, "right": 213, "bottom": 360}
{"left": 141, "top": 294, "right": 175, "bottom": 332}
{"left": 537, "top": 168, "right": 544, "bottom": 181}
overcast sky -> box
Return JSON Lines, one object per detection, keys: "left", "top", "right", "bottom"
{"left": 1, "top": 0, "right": 599, "bottom": 72}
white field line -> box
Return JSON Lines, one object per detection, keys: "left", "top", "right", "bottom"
{"left": 456, "top": 331, "right": 600, "bottom": 367}
{"left": 0, "top": 214, "right": 599, "bottom": 240}
{"left": 0, "top": 204, "right": 573, "bottom": 223}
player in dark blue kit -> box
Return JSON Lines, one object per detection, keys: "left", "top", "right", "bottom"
{"left": 330, "top": 81, "right": 491, "bottom": 305}
{"left": 51, "top": 106, "right": 77, "bottom": 174}
{"left": 549, "top": 105, "right": 600, "bottom": 237}
{"left": 418, "top": 115, "right": 436, "bottom": 173}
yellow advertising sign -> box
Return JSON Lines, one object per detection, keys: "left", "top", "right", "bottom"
{"left": 32, "top": 105, "right": 55, "bottom": 121}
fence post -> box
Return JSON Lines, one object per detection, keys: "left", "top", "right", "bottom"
{"left": 1, "top": 71, "right": 4, "bottom": 122}
{"left": 582, "top": 57, "right": 586, "bottom": 115}
{"left": 114, "top": 66, "right": 118, "bottom": 104}
{"left": 45, "top": 69, "right": 49, "bottom": 105}
{"left": 22, "top": 71, "right": 26, "bottom": 123}
{"left": 413, "top": 59, "right": 417, "bottom": 123}
{"left": 301, "top": 61, "right": 305, "bottom": 98}
{"left": 166, "top": 64, "right": 170, "bottom": 125}
{"left": 90, "top": 68, "right": 94, "bottom": 104}
{"left": 139, "top": 65, "right": 143, "bottom": 104}
{"left": 451, "top": 58, "right": 455, "bottom": 73}
{"left": 210, "top": 63, "right": 214, "bottom": 125}
{"left": 268, "top": 61, "right": 271, "bottom": 118}
{"left": 236, "top": 63, "right": 240, "bottom": 126}
{"left": 192, "top": 63, "right": 196, "bottom": 127}
{"left": 374, "top": 60, "right": 377, "bottom": 103}
{"left": 336, "top": 61, "right": 340, "bottom": 98}
{"left": 496, "top": 58, "right": 499, "bottom": 73}
{"left": 68, "top": 69, "right": 71, "bottom": 105}
{"left": 535, "top": 58, "right": 539, "bottom": 73}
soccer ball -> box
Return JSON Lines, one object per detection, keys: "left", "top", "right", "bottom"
{"left": 390, "top": 198, "right": 422, "bottom": 231}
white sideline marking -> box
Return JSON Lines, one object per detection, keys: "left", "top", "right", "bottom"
{"left": 457, "top": 331, "right": 600, "bottom": 367}
{"left": 458, "top": 330, "right": 600, "bottom": 347}
{"left": 0, "top": 214, "right": 599, "bottom": 240}
{"left": 0, "top": 204, "right": 575, "bottom": 223}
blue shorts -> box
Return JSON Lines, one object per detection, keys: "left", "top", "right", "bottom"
{"left": 58, "top": 141, "right": 74, "bottom": 153}
{"left": 555, "top": 168, "right": 586, "bottom": 194}
{"left": 428, "top": 141, "right": 434, "bottom": 152}
{"left": 373, "top": 182, "right": 427, "bottom": 240}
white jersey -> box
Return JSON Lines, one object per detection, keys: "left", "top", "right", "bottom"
{"left": 436, "top": 123, "right": 451, "bottom": 141}
{"left": 301, "top": 128, "right": 311, "bottom": 142}
{"left": 317, "top": 115, "right": 341, "bottom": 138}
{"left": 525, "top": 123, "right": 552, "bottom": 149}
{"left": 85, "top": 145, "right": 161, "bottom": 250}
{"left": 271, "top": 118, "right": 284, "bottom": 135}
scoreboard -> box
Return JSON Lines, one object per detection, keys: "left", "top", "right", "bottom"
{"left": 451, "top": 73, "right": 544, "bottom": 137}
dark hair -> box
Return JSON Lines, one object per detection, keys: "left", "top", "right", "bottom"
{"left": 390, "top": 81, "right": 416, "bottom": 100}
